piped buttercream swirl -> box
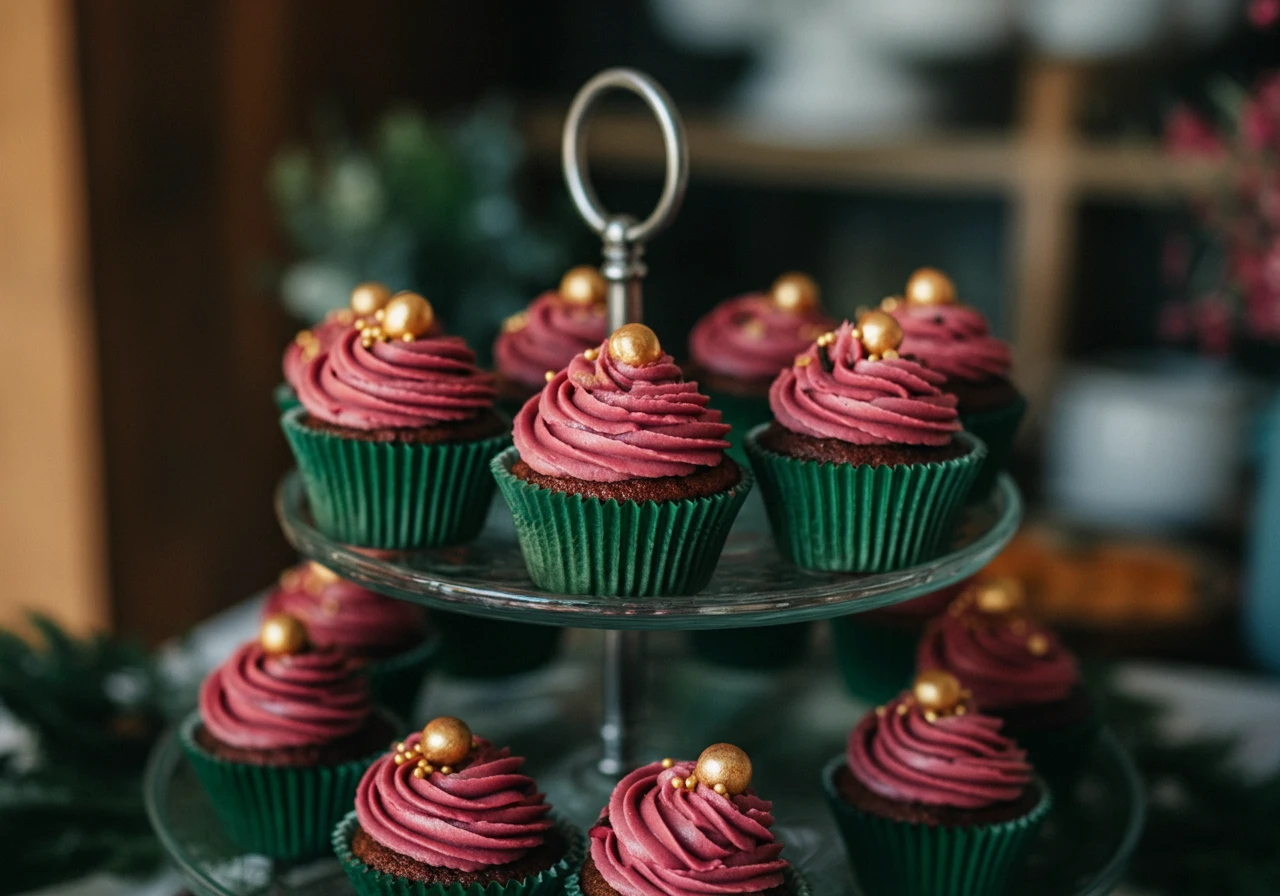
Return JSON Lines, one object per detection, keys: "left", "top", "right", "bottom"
{"left": 589, "top": 759, "right": 787, "bottom": 896}
{"left": 768, "top": 321, "right": 961, "bottom": 446}
{"left": 495, "top": 291, "right": 607, "bottom": 390}
{"left": 890, "top": 304, "right": 1012, "bottom": 383}
{"left": 513, "top": 343, "right": 730, "bottom": 482}
{"left": 689, "top": 294, "right": 834, "bottom": 381}
{"left": 355, "top": 733, "right": 553, "bottom": 871}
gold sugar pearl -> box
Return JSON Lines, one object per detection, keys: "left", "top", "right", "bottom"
{"left": 381, "top": 292, "right": 434, "bottom": 340}
{"left": 795, "top": 355, "right": 812, "bottom": 368}
{"left": 608, "top": 323, "right": 663, "bottom": 367}
{"left": 671, "top": 776, "right": 683, "bottom": 789}
{"left": 694, "top": 743, "right": 752, "bottom": 797}
{"left": 350, "top": 282, "right": 393, "bottom": 317}
{"left": 913, "top": 669, "right": 965, "bottom": 714}
{"left": 684, "top": 775, "right": 698, "bottom": 791}
{"left": 905, "top": 268, "right": 957, "bottom": 307}
{"left": 559, "top": 266, "right": 607, "bottom": 306}
{"left": 420, "top": 716, "right": 473, "bottom": 767}
{"left": 260, "top": 613, "right": 307, "bottom": 656}
{"left": 880, "top": 296, "right": 902, "bottom": 312}
{"left": 973, "top": 577, "right": 1026, "bottom": 615}
{"left": 855, "top": 310, "right": 905, "bottom": 357}
{"left": 584, "top": 347, "right": 600, "bottom": 362}
{"left": 770, "top": 272, "right": 820, "bottom": 314}
{"left": 504, "top": 311, "right": 528, "bottom": 333}
{"left": 1027, "top": 633, "right": 1050, "bottom": 657}
{"left": 661, "top": 758, "right": 674, "bottom": 769}
{"left": 545, "top": 370, "right": 556, "bottom": 383}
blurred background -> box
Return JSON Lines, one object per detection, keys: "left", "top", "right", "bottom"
{"left": 3, "top": 0, "right": 1280, "bottom": 891}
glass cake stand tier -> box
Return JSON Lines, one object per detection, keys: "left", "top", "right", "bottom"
{"left": 144, "top": 645, "right": 1143, "bottom": 896}
{"left": 274, "top": 471, "right": 1022, "bottom": 630}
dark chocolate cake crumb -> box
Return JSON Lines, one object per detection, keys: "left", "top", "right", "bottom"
{"left": 511, "top": 457, "right": 742, "bottom": 503}
{"left": 756, "top": 422, "right": 970, "bottom": 467}
{"left": 300, "top": 409, "right": 507, "bottom": 444}
{"left": 194, "top": 713, "right": 395, "bottom": 768}
{"left": 835, "top": 764, "right": 1041, "bottom": 827}
{"left": 350, "top": 824, "right": 565, "bottom": 886}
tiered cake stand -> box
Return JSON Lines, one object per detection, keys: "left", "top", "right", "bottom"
{"left": 145, "top": 70, "right": 1145, "bottom": 896}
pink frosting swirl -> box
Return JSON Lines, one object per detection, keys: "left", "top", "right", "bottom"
{"left": 261, "top": 563, "right": 426, "bottom": 656}
{"left": 689, "top": 294, "right": 835, "bottom": 381}
{"left": 917, "top": 606, "right": 1079, "bottom": 710}
{"left": 283, "top": 311, "right": 353, "bottom": 390}
{"left": 198, "top": 641, "right": 372, "bottom": 750}
{"left": 355, "top": 733, "right": 553, "bottom": 871}
{"left": 495, "top": 291, "right": 607, "bottom": 390}
{"left": 294, "top": 328, "right": 496, "bottom": 430}
{"left": 890, "top": 304, "right": 1012, "bottom": 383}
{"left": 589, "top": 760, "right": 787, "bottom": 896}
{"left": 848, "top": 695, "right": 1032, "bottom": 809}
{"left": 513, "top": 343, "right": 730, "bottom": 482}
{"left": 768, "top": 321, "right": 961, "bottom": 446}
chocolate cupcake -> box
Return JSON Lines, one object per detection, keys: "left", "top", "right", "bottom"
{"left": 492, "top": 323, "right": 753, "bottom": 596}
{"left": 282, "top": 287, "right": 509, "bottom": 548}
{"left": 823, "top": 670, "right": 1051, "bottom": 896}
{"left": 574, "top": 744, "right": 809, "bottom": 896}
{"left": 180, "top": 613, "right": 395, "bottom": 860}
{"left": 333, "top": 715, "right": 582, "bottom": 896}
{"left": 917, "top": 577, "right": 1099, "bottom": 783}
{"left": 745, "top": 315, "right": 985, "bottom": 572}
{"left": 884, "top": 268, "right": 1026, "bottom": 498}
{"left": 263, "top": 561, "right": 437, "bottom": 718}
{"left": 494, "top": 266, "right": 608, "bottom": 410}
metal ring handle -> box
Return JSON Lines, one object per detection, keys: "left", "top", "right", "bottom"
{"left": 562, "top": 68, "right": 688, "bottom": 244}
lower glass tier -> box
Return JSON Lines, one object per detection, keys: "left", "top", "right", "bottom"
{"left": 274, "top": 471, "right": 1021, "bottom": 629}
{"left": 145, "top": 641, "right": 1142, "bottom": 896}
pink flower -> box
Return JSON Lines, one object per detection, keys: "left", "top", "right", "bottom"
{"left": 1251, "top": 0, "right": 1280, "bottom": 29}
{"left": 1164, "top": 105, "right": 1226, "bottom": 158}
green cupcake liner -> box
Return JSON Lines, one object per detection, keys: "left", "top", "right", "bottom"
{"left": 564, "top": 861, "right": 811, "bottom": 896}
{"left": 828, "top": 614, "right": 922, "bottom": 704}
{"left": 822, "top": 756, "right": 1052, "bottom": 896}
{"left": 689, "top": 621, "right": 812, "bottom": 670}
{"left": 275, "top": 381, "right": 301, "bottom": 414}
{"left": 333, "top": 810, "right": 584, "bottom": 896}
{"left": 178, "top": 711, "right": 387, "bottom": 861}
{"left": 960, "top": 396, "right": 1026, "bottom": 502}
{"left": 745, "top": 428, "right": 986, "bottom": 573}
{"left": 491, "top": 448, "right": 754, "bottom": 596}
{"left": 281, "top": 407, "right": 511, "bottom": 549}
{"left": 367, "top": 633, "right": 442, "bottom": 720}
{"left": 431, "top": 610, "right": 563, "bottom": 678}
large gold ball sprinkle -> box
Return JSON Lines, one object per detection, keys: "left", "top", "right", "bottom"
{"left": 350, "top": 282, "right": 393, "bottom": 317}
{"left": 905, "top": 268, "right": 957, "bottom": 307}
{"left": 608, "top": 323, "right": 663, "bottom": 367}
{"left": 856, "top": 310, "right": 905, "bottom": 356}
{"left": 381, "top": 292, "right": 435, "bottom": 340}
{"left": 694, "top": 743, "right": 752, "bottom": 797}
{"left": 420, "top": 716, "right": 473, "bottom": 767}
{"left": 913, "top": 669, "right": 965, "bottom": 713}
{"left": 770, "top": 272, "right": 820, "bottom": 314}
{"left": 260, "top": 613, "right": 308, "bottom": 656}
{"left": 559, "top": 266, "right": 607, "bottom": 306}
{"left": 973, "top": 577, "right": 1025, "bottom": 615}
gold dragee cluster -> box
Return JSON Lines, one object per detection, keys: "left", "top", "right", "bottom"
{"left": 876, "top": 669, "right": 972, "bottom": 724}
{"left": 345, "top": 282, "right": 435, "bottom": 348}
{"left": 949, "top": 577, "right": 1049, "bottom": 658}
{"left": 803, "top": 309, "right": 904, "bottom": 367}
{"left": 392, "top": 716, "right": 476, "bottom": 779}
{"left": 501, "top": 267, "right": 607, "bottom": 335}
{"left": 665, "top": 744, "right": 753, "bottom": 797}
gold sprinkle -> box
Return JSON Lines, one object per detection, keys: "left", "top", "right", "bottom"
{"left": 713, "top": 783, "right": 727, "bottom": 795}
{"left": 672, "top": 777, "right": 684, "bottom": 789}
{"left": 896, "top": 703, "right": 909, "bottom": 716}
{"left": 440, "top": 766, "right": 453, "bottom": 775}
{"left": 924, "top": 710, "right": 938, "bottom": 723}
{"left": 294, "top": 330, "right": 316, "bottom": 346}
{"left": 374, "top": 308, "right": 386, "bottom": 321}
{"left": 880, "top": 296, "right": 901, "bottom": 312}
{"left": 301, "top": 344, "right": 319, "bottom": 362}
{"left": 850, "top": 328, "right": 861, "bottom": 340}
{"left": 503, "top": 312, "right": 528, "bottom": 334}
{"left": 334, "top": 309, "right": 354, "bottom": 325}
{"left": 883, "top": 349, "right": 899, "bottom": 360}
{"left": 395, "top": 742, "right": 407, "bottom": 753}
{"left": 544, "top": 370, "right": 556, "bottom": 383}
{"left": 402, "top": 333, "right": 414, "bottom": 342}
{"left": 584, "top": 347, "right": 600, "bottom": 362}
{"left": 661, "top": 758, "right": 674, "bottom": 769}
{"left": 362, "top": 339, "right": 374, "bottom": 349}
{"left": 742, "top": 319, "right": 767, "bottom": 339}
{"left": 954, "top": 705, "right": 966, "bottom": 716}
{"left": 867, "top": 353, "right": 880, "bottom": 362}
{"left": 413, "top": 767, "right": 426, "bottom": 778}
{"left": 1027, "top": 634, "right": 1050, "bottom": 657}
{"left": 394, "top": 753, "right": 406, "bottom": 765}
{"left": 685, "top": 774, "right": 698, "bottom": 791}
{"left": 875, "top": 706, "right": 887, "bottom": 718}
{"left": 355, "top": 318, "right": 366, "bottom": 329}
{"left": 795, "top": 355, "right": 812, "bottom": 367}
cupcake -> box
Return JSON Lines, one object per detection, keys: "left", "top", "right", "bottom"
{"left": 575, "top": 744, "right": 809, "bottom": 896}
{"left": 494, "top": 266, "right": 608, "bottom": 411}
{"left": 823, "top": 670, "right": 1051, "bottom": 896}
{"left": 493, "top": 323, "right": 753, "bottom": 596}
{"left": 884, "top": 268, "right": 1025, "bottom": 499}
{"left": 263, "top": 561, "right": 437, "bottom": 718}
{"left": 181, "top": 613, "right": 395, "bottom": 860}
{"left": 828, "top": 579, "right": 970, "bottom": 703}
{"left": 334, "top": 715, "right": 582, "bottom": 896}
{"left": 745, "top": 313, "right": 985, "bottom": 572}
{"left": 916, "top": 577, "right": 1098, "bottom": 783}
{"left": 282, "top": 287, "right": 509, "bottom": 549}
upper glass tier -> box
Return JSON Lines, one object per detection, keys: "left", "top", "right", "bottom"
{"left": 275, "top": 471, "right": 1021, "bottom": 630}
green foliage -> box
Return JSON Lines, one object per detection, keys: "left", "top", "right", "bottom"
{"left": 0, "top": 614, "right": 171, "bottom": 894}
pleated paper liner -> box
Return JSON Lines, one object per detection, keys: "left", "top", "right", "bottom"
{"left": 564, "top": 862, "right": 812, "bottom": 896}
{"left": 178, "top": 711, "right": 389, "bottom": 861}
{"left": 490, "top": 448, "right": 754, "bottom": 597}
{"left": 822, "top": 756, "right": 1052, "bottom": 896}
{"left": 431, "top": 610, "right": 563, "bottom": 678}
{"left": 281, "top": 407, "right": 511, "bottom": 550}
{"left": 828, "top": 614, "right": 921, "bottom": 704}
{"left": 333, "top": 811, "right": 584, "bottom": 896}
{"left": 959, "top": 395, "right": 1026, "bottom": 502}
{"left": 745, "top": 427, "right": 986, "bottom": 573}
{"left": 367, "top": 632, "right": 442, "bottom": 720}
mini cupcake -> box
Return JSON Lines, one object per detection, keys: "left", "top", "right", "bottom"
{"left": 884, "top": 268, "right": 1025, "bottom": 499}
{"left": 823, "top": 670, "right": 1051, "bottom": 896}
{"left": 334, "top": 715, "right": 582, "bottom": 896}
{"left": 263, "top": 561, "right": 438, "bottom": 718}
{"left": 745, "top": 313, "right": 985, "bottom": 572}
{"left": 575, "top": 744, "right": 809, "bottom": 896}
{"left": 282, "top": 287, "right": 509, "bottom": 549}
{"left": 494, "top": 266, "right": 608, "bottom": 411}
{"left": 917, "top": 577, "right": 1098, "bottom": 782}
{"left": 181, "top": 614, "right": 395, "bottom": 860}
{"left": 493, "top": 323, "right": 753, "bottom": 596}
